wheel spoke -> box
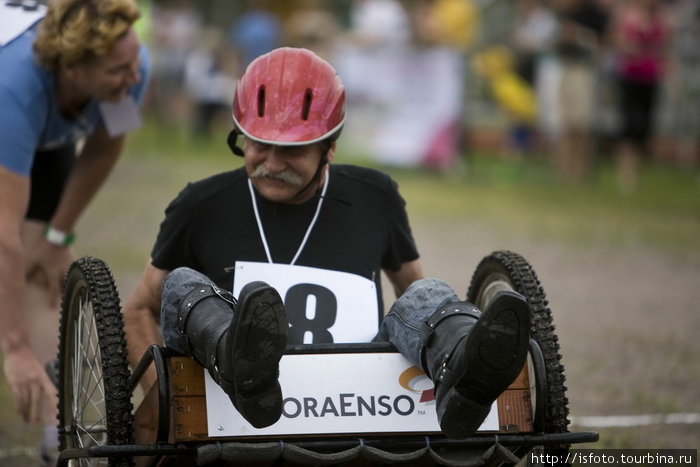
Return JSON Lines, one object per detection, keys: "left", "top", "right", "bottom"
{"left": 76, "top": 300, "right": 107, "bottom": 447}
{"left": 75, "top": 421, "right": 108, "bottom": 445}
{"left": 80, "top": 307, "right": 105, "bottom": 413}
{"left": 71, "top": 295, "right": 84, "bottom": 423}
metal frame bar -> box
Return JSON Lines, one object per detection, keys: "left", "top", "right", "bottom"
{"left": 56, "top": 431, "right": 599, "bottom": 461}
{"left": 529, "top": 339, "right": 549, "bottom": 433}
{"left": 129, "top": 345, "right": 172, "bottom": 443}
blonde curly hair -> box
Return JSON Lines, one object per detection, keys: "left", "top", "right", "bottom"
{"left": 33, "top": 0, "right": 140, "bottom": 72}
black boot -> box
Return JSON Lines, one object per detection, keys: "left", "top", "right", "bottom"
{"left": 178, "top": 281, "right": 288, "bottom": 428}
{"left": 420, "top": 290, "right": 530, "bottom": 438}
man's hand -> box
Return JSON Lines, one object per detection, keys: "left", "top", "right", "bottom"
{"left": 25, "top": 241, "right": 74, "bottom": 307}
{"left": 3, "top": 346, "right": 58, "bottom": 424}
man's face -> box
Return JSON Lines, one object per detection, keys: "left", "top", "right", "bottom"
{"left": 244, "top": 139, "right": 334, "bottom": 204}
{"left": 69, "top": 27, "right": 142, "bottom": 102}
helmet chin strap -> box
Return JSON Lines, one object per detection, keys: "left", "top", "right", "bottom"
{"left": 292, "top": 152, "right": 329, "bottom": 202}
{"left": 227, "top": 129, "right": 244, "bottom": 156}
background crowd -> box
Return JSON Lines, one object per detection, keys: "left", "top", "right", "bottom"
{"left": 139, "top": 0, "right": 699, "bottom": 193}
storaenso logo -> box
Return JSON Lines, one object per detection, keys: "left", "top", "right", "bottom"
{"left": 282, "top": 365, "right": 434, "bottom": 419}
{"left": 398, "top": 365, "right": 435, "bottom": 403}
{"left": 283, "top": 393, "right": 415, "bottom": 418}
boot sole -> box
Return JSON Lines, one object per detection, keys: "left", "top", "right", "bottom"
{"left": 439, "top": 291, "right": 530, "bottom": 438}
{"left": 223, "top": 282, "right": 288, "bottom": 428}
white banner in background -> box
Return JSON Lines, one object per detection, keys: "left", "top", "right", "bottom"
{"left": 334, "top": 46, "right": 464, "bottom": 167}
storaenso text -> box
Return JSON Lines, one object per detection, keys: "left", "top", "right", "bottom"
{"left": 283, "top": 393, "right": 416, "bottom": 418}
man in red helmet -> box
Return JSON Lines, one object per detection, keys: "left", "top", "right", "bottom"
{"left": 123, "top": 47, "right": 530, "bottom": 438}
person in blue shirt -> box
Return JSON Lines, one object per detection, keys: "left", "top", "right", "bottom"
{"left": 0, "top": 0, "right": 150, "bottom": 451}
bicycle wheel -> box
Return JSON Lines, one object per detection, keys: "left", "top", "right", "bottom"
{"left": 57, "top": 257, "right": 134, "bottom": 467}
{"left": 467, "top": 251, "right": 570, "bottom": 453}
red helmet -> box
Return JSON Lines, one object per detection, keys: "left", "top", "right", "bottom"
{"left": 232, "top": 47, "right": 346, "bottom": 145}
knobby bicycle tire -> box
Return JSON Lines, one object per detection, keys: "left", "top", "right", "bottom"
{"left": 467, "top": 250, "right": 570, "bottom": 459}
{"left": 57, "top": 256, "right": 134, "bottom": 467}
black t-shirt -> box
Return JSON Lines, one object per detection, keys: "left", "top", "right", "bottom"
{"left": 151, "top": 164, "right": 420, "bottom": 312}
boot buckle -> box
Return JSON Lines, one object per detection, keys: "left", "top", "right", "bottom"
{"left": 212, "top": 285, "right": 237, "bottom": 307}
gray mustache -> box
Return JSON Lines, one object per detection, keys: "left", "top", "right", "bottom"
{"left": 250, "top": 165, "right": 304, "bottom": 187}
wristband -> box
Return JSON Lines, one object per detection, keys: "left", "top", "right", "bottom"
{"left": 45, "top": 226, "right": 75, "bottom": 247}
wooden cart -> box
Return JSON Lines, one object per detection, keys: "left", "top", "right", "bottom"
{"left": 55, "top": 252, "right": 597, "bottom": 466}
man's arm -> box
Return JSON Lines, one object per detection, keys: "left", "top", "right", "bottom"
{"left": 122, "top": 260, "right": 169, "bottom": 390}
{"left": 384, "top": 259, "right": 425, "bottom": 298}
{"left": 0, "top": 165, "right": 56, "bottom": 423}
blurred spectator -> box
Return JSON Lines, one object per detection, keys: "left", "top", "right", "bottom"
{"left": 284, "top": 0, "right": 341, "bottom": 59}
{"left": 184, "top": 27, "right": 240, "bottom": 136}
{"left": 510, "top": 0, "right": 557, "bottom": 155}
{"left": 512, "top": 0, "right": 557, "bottom": 85}
{"left": 348, "top": 0, "right": 412, "bottom": 48}
{"left": 150, "top": 0, "right": 202, "bottom": 121}
{"left": 551, "top": 0, "right": 611, "bottom": 182}
{"left": 338, "top": 0, "right": 411, "bottom": 110}
{"left": 511, "top": 0, "right": 559, "bottom": 154}
{"left": 229, "top": 1, "right": 282, "bottom": 67}
{"left": 668, "top": 0, "right": 699, "bottom": 167}
{"left": 612, "top": 0, "right": 672, "bottom": 192}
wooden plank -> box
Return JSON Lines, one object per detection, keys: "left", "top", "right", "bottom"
{"left": 508, "top": 364, "right": 530, "bottom": 390}
{"left": 497, "top": 389, "right": 534, "bottom": 433}
{"left": 495, "top": 362, "right": 533, "bottom": 432}
{"left": 169, "top": 357, "right": 208, "bottom": 442}
{"left": 169, "top": 356, "right": 205, "bottom": 396}
{"left": 172, "top": 396, "right": 210, "bottom": 441}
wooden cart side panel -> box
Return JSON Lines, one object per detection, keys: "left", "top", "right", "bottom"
{"left": 498, "top": 364, "right": 534, "bottom": 432}
{"left": 169, "top": 356, "right": 206, "bottom": 395}
{"left": 167, "top": 356, "right": 534, "bottom": 442}
{"left": 172, "top": 396, "right": 210, "bottom": 441}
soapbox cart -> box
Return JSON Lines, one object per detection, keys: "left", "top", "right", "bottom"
{"left": 55, "top": 250, "right": 597, "bottom": 466}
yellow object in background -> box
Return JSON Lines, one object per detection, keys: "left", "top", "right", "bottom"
{"left": 473, "top": 45, "right": 536, "bottom": 123}
{"left": 431, "top": 0, "right": 479, "bottom": 50}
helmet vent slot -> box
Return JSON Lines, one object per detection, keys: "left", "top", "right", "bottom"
{"left": 301, "top": 89, "right": 313, "bottom": 121}
{"left": 257, "top": 86, "right": 266, "bottom": 117}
